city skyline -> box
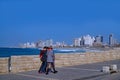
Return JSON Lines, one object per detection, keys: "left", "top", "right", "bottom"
{"left": 1, "top": 0, "right": 120, "bottom": 47}
{"left": 19, "top": 34, "right": 118, "bottom": 48}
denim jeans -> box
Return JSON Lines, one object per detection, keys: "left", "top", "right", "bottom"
{"left": 38, "top": 61, "right": 47, "bottom": 73}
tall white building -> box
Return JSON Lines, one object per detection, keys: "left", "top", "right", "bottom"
{"left": 36, "top": 39, "right": 53, "bottom": 47}
{"left": 109, "top": 34, "right": 117, "bottom": 46}
{"left": 95, "top": 35, "right": 103, "bottom": 43}
{"left": 74, "top": 38, "right": 81, "bottom": 46}
{"left": 73, "top": 35, "right": 95, "bottom": 47}
{"left": 36, "top": 40, "right": 45, "bottom": 47}
{"left": 83, "top": 35, "right": 95, "bottom": 46}
{"left": 20, "top": 42, "right": 36, "bottom": 48}
{"left": 45, "top": 39, "right": 53, "bottom": 47}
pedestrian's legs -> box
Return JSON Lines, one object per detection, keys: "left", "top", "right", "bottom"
{"left": 41, "top": 61, "right": 47, "bottom": 72}
{"left": 38, "top": 62, "right": 44, "bottom": 73}
{"left": 51, "top": 62, "right": 55, "bottom": 71}
{"left": 51, "top": 62, "right": 58, "bottom": 73}
{"left": 46, "top": 62, "right": 50, "bottom": 75}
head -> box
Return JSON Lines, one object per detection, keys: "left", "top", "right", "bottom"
{"left": 47, "top": 47, "right": 52, "bottom": 51}
{"left": 49, "top": 46, "right": 53, "bottom": 49}
{"left": 43, "top": 46, "right": 47, "bottom": 50}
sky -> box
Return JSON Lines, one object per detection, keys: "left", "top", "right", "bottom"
{"left": 0, "top": 0, "right": 120, "bottom": 47}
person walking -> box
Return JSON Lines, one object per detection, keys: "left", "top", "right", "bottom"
{"left": 38, "top": 47, "right": 47, "bottom": 73}
{"left": 46, "top": 47, "right": 58, "bottom": 75}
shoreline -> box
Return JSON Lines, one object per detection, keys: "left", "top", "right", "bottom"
{"left": 0, "top": 47, "right": 117, "bottom": 58}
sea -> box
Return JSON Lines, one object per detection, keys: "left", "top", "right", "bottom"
{"left": 0, "top": 47, "right": 103, "bottom": 57}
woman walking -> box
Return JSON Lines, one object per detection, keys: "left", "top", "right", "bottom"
{"left": 46, "top": 47, "right": 58, "bottom": 75}
{"left": 38, "top": 47, "right": 47, "bottom": 73}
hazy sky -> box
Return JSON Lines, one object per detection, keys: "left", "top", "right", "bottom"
{"left": 0, "top": 0, "right": 120, "bottom": 47}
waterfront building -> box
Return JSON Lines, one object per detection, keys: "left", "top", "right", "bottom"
{"left": 73, "top": 35, "right": 95, "bottom": 47}
{"left": 36, "top": 40, "right": 45, "bottom": 48}
{"left": 36, "top": 39, "right": 53, "bottom": 47}
{"left": 93, "top": 35, "right": 103, "bottom": 46}
{"left": 61, "top": 41, "right": 67, "bottom": 47}
{"left": 95, "top": 35, "right": 103, "bottom": 43}
{"left": 109, "top": 34, "right": 117, "bottom": 46}
{"left": 45, "top": 39, "right": 53, "bottom": 47}
{"left": 31, "top": 42, "right": 36, "bottom": 48}
{"left": 55, "top": 41, "right": 67, "bottom": 47}
{"left": 74, "top": 38, "right": 81, "bottom": 47}
{"left": 83, "top": 35, "right": 95, "bottom": 46}
{"left": 80, "top": 37, "right": 84, "bottom": 46}
{"left": 20, "top": 42, "right": 36, "bottom": 48}
{"left": 55, "top": 42, "right": 62, "bottom": 47}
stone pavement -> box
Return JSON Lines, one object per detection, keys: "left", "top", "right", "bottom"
{"left": 0, "top": 60, "right": 120, "bottom": 80}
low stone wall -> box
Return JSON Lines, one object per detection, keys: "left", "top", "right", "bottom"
{"left": 10, "top": 48, "right": 120, "bottom": 73}
{"left": 0, "top": 57, "right": 9, "bottom": 74}
{"left": 0, "top": 48, "right": 120, "bottom": 74}
{"left": 55, "top": 50, "right": 120, "bottom": 67}
{"left": 10, "top": 55, "right": 41, "bottom": 73}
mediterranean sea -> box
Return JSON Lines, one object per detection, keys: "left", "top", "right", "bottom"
{"left": 0, "top": 47, "right": 103, "bottom": 57}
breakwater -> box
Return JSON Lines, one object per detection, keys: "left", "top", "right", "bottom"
{"left": 0, "top": 48, "right": 120, "bottom": 74}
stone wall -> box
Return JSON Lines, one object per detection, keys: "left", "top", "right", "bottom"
{"left": 0, "top": 57, "right": 9, "bottom": 74}
{"left": 55, "top": 48, "right": 120, "bottom": 67}
{"left": 0, "top": 48, "right": 120, "bottom": 74}
{"left": 55, "top": 50, "right": 120, "bottom": 67}
{"left": 10, "top": 55, "right": 40, "bottom": 73}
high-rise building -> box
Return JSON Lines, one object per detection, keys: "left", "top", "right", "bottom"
{"left": 109, "top": 34, "right": 116, "bottom": 46}
{"left": 36, "top": 40, "right": 45, "bottom": 48}
{"left": 20, "top": 42, "right": 36, "bottom": 48}
{"left": 95, "top": 35, "right": 103, "bottom": 43}
{"left": 45, "top": 39, "right": 53, "bottom": 47}
{"left": 80, "top": 37, "right": 84, "bottom": 46}
{"left": 36, "top": 39, "right": 53, "bottom": 48}
{"left": 74, "top": 38, "right": 81, "bottom": 47}
{"left": 83, "top": 35, "right": 95, "bottom": 46}
{"left": 93, "top": 35, "right": 103, "bottom": 47}
{"left": 73, "top": 35, "right": 95, "bottom": 47}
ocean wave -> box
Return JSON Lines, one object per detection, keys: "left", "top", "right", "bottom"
{"left": 56, "top": 49, "right": 76, "bottom": 52}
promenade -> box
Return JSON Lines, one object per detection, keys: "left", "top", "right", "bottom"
{"left": 0, "top": 59, "right": 120, "bottom": 80}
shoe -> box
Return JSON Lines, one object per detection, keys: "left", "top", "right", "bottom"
{"left": 51, "top": 71, "right": 54, "bottom": 73}
{"left": 46, "top": 72, "right": 48, "bottom": 75}
{"left": 53, "top": 71, "right": 58, "bottom": 74}
{"left": 38, "top": 71, "right": 43, "bottom": 74}
{"left": 38, "top": 71, "right": 40, "bottom": 73}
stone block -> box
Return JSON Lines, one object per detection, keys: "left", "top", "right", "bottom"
{"left": 0, "top": 58, "right": 9, "bottom": 74}
{"left": 102, "top": 66, "right": 110, "bottom": 73}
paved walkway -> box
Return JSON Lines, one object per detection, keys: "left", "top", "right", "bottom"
{"left": 0, "top": 60, "right": 120, "bottom": 80}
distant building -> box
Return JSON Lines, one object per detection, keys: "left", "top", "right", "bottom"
{"left": 36, "top": 39, "right": 53, "bottom": 48}
{"left": 45, "top": 39, "right": 53, "bottom": 47}
{"left": 61, "top": 41, "right": 67, "bottom": 47}
{"left": 95, "top": 35, "right": 103, "bottom": 43}
{"left": 55, "top": 41, "right": 67, "bottom": 47}
{"left": 36, "top": 40, "right": 45, "bottom": 48}
{"left": 83, "top": 35, "right": 95, "bottom": 46}
{"left": 93, "top": 35, "right": 103, "bottom": 46}
{"left": 74, "top": 38, "right": 81, "bottom": 47}
{"left": 109, "top": 34, "right": 117, "bottom": 46}
{"left": 80, "top": 37, "right": 84, "bottom": 46}
{"left": 20, "top": 42, "right": 36, "bottom": 48}
{"left": 73, "top": 35, "right": 95, "bottom": 47}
